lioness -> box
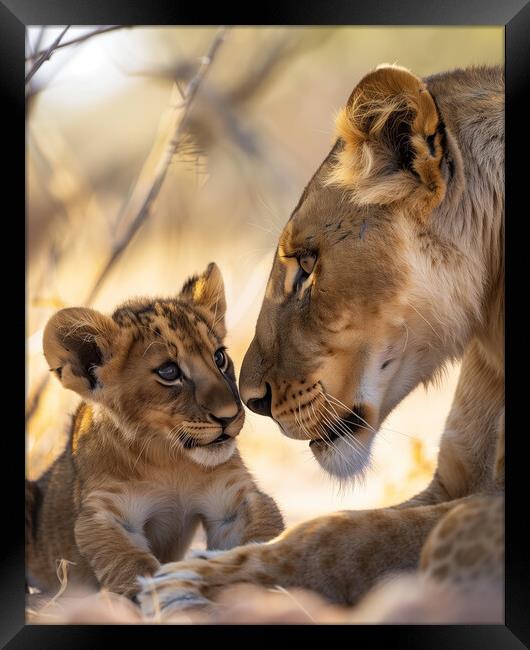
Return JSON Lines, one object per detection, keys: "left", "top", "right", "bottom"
{"left": 26, "top": 263, "right": 283, "bottom": 598}
{"left": 138, "top": 64, "right": 504, "bottom": 616}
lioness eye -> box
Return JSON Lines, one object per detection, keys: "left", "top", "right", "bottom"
{"left": 214, "top": 348, "right": 228, "bottom": 371}
{"left": 156, "top": 361, "right": 181, "bottom": 383}
{"left": 299, "top": 254, "right": 316, "bottom": 275}
{"left": 294, "top": 253, "right": 316, "bottom": 292}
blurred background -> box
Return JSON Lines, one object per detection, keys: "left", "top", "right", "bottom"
{"left": 26, "top": 26, "right": 503, "bottom": 530}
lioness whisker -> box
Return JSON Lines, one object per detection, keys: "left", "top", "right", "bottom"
{"left": 316, "top": 406, "right": 364, "bottom": 461}
{"left": 320, "top": 399, "right": 371, "bottom": 448}
{"left": 405, "top": 301, "right": 444, "bottom": 343}
{"left": 307, "top": 401, "right": 355, "bottom": 468}
{"left": 325, "top": 393, "right": 418, "bottom": 441}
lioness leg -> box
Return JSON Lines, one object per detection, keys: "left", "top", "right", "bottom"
{"left": 138, "top": 500, "right": 460, "bottom": 618}
{"left": 420, "top": 494, "right": 504, "bottom": 587}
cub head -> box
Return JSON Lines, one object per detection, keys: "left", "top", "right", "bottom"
{"left": 240, "top": 65, "right": 483, "bottom": 480}
{"left": 43, "top": 263, "right": 243, "bottom": 467}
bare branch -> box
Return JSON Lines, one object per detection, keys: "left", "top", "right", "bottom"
{"left": 25, "top": 26, "right": 70, "bottom": 85}
{"left": 26, "top": 25, "right": 135, "bottom": 63}
{"left": 84, "top": 26, "right": 229, "bottom": 305}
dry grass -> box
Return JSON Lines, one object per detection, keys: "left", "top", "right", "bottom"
{"left": 27, "top": 571, "right": 503, "bottom": 624}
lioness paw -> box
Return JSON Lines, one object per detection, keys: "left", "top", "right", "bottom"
{"left": 137, "top": 563, "right": 213, "bottom": 620}
{"left": 189, "top": 548, "right": 226, "bottom": 560}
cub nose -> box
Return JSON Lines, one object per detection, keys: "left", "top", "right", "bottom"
{"left": 245, "top": 383, "right": 273, "bottom": 418}
{"left": 209, "top": 412, "right": 239, "bottom": 429}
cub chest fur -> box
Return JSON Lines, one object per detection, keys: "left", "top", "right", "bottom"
{"left": 95, "top": 467, "right": 251, "bottom": 564}
{"left": 103, "top": 480, "right": 200, "bottom": 562}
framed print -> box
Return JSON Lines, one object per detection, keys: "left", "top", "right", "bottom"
{"left": 3, "top": 0, "right": 528, "bottom": 646}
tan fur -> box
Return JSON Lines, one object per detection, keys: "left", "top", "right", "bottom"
{"left": 137, "top": 66, "right": 504, "bottom": 619}
{"left": 420, "top": 494, "right": 504, "bottom": 588}
{"left": 26, "top": 263, "right": 284, "bottom": 597}
{"left": 328, "top": 64, "right": 453, "bottom": 216}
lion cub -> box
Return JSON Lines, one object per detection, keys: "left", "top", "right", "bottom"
{"left": 26, "top": 263, "right": 284, "bottom": 598}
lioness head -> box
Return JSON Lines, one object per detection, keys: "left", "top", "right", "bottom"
{"left": 43, "top": 263, "right": 243, "bottom": 467}
{"left": 240, "top": 65, "right": 484, "bottom": 479}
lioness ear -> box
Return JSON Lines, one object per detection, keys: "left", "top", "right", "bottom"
{"left": 179, "top": 262, "right": 227, "bottom": 337}
{"left": 43, "top": 307, "right": 118, "bottom": 398}
{"left": 329, "top": 64, "right": 449, "bottom": 215}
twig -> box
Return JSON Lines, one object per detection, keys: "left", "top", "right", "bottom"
{"left": 26, "top": 25, "right": 134, "bottom": 63}
{"left": 25, "top": 26, "right": 70, "bottom": 85}
{"left": 84, "top": 26, "right": 229, "bottom": 305}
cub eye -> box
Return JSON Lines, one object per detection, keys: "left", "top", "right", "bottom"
{"left": 156, "top": 361, "right": 181, "bottom": 384}
{"left": 214, "top": 348, "right": 228, "bottom": 371}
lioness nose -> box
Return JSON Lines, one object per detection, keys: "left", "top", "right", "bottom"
{"left": 246, "top": 383, "right": 272, "bottom": 418}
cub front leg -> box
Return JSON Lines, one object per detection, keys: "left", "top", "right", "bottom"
{"left": 138, "top": 501, "right": 456, "bottom": 619}
{"left": 75, "top": 505, "right": 159, "bottom": 598}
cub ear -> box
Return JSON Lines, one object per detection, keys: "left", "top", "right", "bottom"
{"left": 179, "top": 262, "right": 227, "bottom": 337}
{"left": 328, "top": 64, "right": 450, "bottom": 216}
{"left": 43, "top": 307, "right": 119, "bottom": 398}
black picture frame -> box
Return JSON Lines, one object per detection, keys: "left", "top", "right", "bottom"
{"left": 6, "top": 0, "right": 529, "bottom": 647}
